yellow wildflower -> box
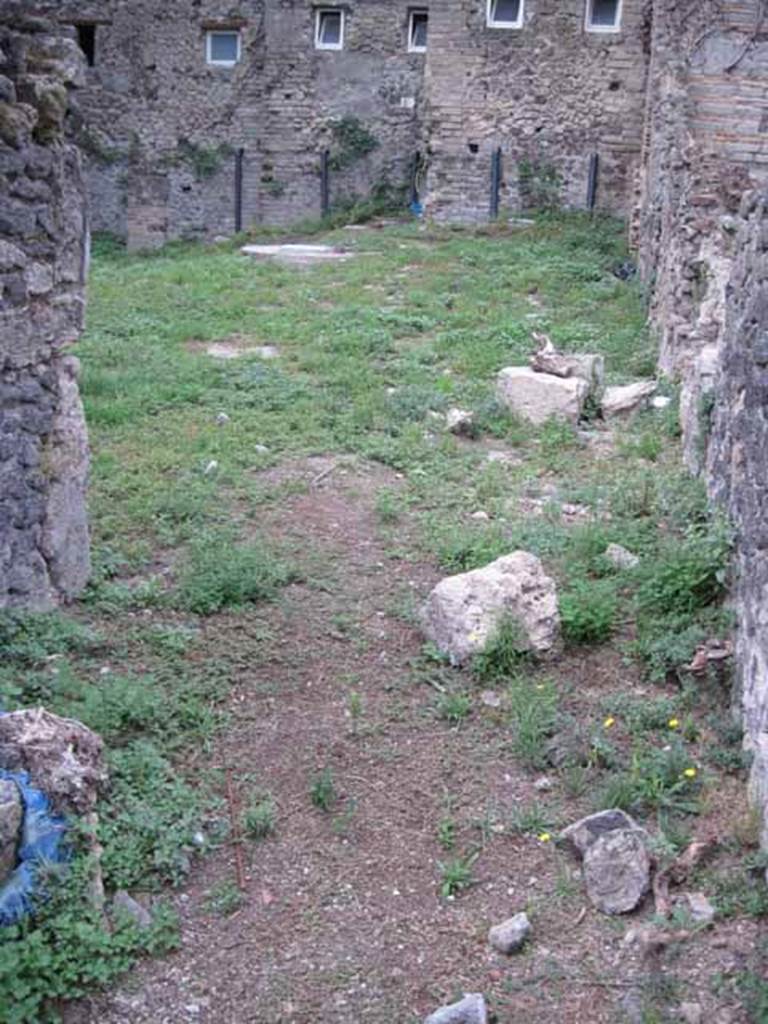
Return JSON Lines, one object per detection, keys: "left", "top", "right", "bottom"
{"left": 603, "top": 716, "right": 615, "bottom": 729}
{"left": 538, "top": 832, "right": 552, "bottom": 843}
{"left": 668, "top": 718, "right": 680, "bottom": 729}
{"left": 683, "top": 767, "right": 697, "bottom": 779}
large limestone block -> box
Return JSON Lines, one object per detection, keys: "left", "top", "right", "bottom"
{"left": 497, "top": 367, "right": 588, "bottom": 425}
{"left": 601, "top": 381, "right": 657, "bottom": 420}
{"left": 422, "top": 552, "right": 560, "bottom": 665}
{"left": 0, "top": 708, "right": 107, "bottom": 816}
{"left": 583, "top": 829, "right": 651, "bottom": 915}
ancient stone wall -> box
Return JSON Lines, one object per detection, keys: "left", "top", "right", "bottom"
{"left": 637, "top": 0, "right": 768, "bottom": 849}
{"left": 707, "top": 191, "right": 768, "bottom": 851}
{"left": 50, "top": 0, "right": 424, "bottom": 246}
{"left": 0, "top": 2, "right": 90, "bottom": 609}
{"left": 422, "top": 0, "right": 651, "bottom": 223}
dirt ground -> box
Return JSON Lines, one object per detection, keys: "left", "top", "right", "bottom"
{"left": 60, "top": 458, "right": 764, "bottom": 1024}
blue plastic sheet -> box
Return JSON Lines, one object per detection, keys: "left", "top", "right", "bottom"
{"left": 0, "top": 768, "right": 68, "bottom": 925}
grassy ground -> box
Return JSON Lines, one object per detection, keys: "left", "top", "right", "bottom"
{"left": 0, "top": 215, "right": 765, "bottom": 1023}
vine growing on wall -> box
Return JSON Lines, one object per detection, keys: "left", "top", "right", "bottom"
{"left": 326, "top": 116, "right": 379, "bottom": 172}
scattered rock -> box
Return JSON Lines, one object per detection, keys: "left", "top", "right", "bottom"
{"left": 560, "top": 809, "right": 640, "bottom": 858}
{"left": 486, "top": 449, "right": 522, "bottom": 466}
{"left": 497, "top": 366, "right": 588, "bottom": 425}
{"left": 680, "top": 1003, "right": 703, "bottom": 1024}
{"left": 605, "top": 543, "right": 640, "bottom": 570}
{"left": 480, "top": 690, "right": 502, "bottom": 709}
{"left": 253, "top": 345, "right": 280, "bottom": 359}
{"left": 254, "top": 444, "right": 270, "bottom": 455}
{"left": 533, "top": 776, "right": 553, "bottom": 792}
{"left": 583, "top": 829, "right": 651, "bottom": 915}
{"left": 445, "top": 407, "right": 475, "bottom": 435}
{"left": 683, "top": 891, "right": 715, "bottom": 926}
{"left": 113, "top": 890, "right": 152, "bottom": 930}
{"left": 215, "top": 412, "right": 230, "bottom": 426}
{"left": 601, "top": 381, "right": 657, "bottom": 419}
{"left": 203, "top": 460, "right": 218, "bottom": 475}
{"left": 0, "top": 778, "right": 22, "bottom": 880}
{"left": 529, "top": 337, "right": 604, "bottom": 394}
{"left": 470, "top": 510, "right": 489, "bottom": 521}
{"left": 651, "top": 395, "right": 672, "bottom": 410}
{"left": 0, "top": 708, "right": 107, "bottom": 816}
{"left": 422, "top": 551, "right": 560, "bottom": 666}
{"left": 488, "top": 911, "right": 530, "bottom": 954}
{"left": 424, "top": 993, "right": 488, "bottom": 1024}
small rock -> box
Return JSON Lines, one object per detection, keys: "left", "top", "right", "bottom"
{"left": 445, "top": 407, "right": 475, "bottom": 435}
{"left": 583, "top": 829, "right": 651, "bottom": 915}
{"left": 424, "top": 993, "right": 488, "bottom": 1024}
{"left": 680, "top": 1003, "right": 703, "bottom": 1024}
{"left": 683, "top": 891, "right": 715, "bottom": 926}
{"left": 254, "top": 444, "right": 269, "bottom": 454}
{"left": 422, "top": 551, "right": 561, "bottom": 666}
{"left": 113, "top": 890, "right": 152, "bottom": 930}
{"left": 0, "top": 779, "right": 22, "bottom": 880}
{"left": 534, "top": 776, "right": 553, "bottom": 792}
{"left": 215, "top": 412, "right": 230, "bottom": 426}
{"left": 203, "top": 460, "right": 218, "bottom": 475}
{"left": 486, "top": 449, "right": 522, "bottom": 466}
{"left": 488, "top": 911, "right": 530, "bottom": 954}
{"left": 601, "top": 381, "right": 657, "bottom": 419}
{"left": 605, "top": 543, "right": 640, "bottom": 570}
{"left": 560, "top": 809, "right": 639, "bottom": 857}
{"left": 480, "top": 690, "right": 502, "bottom": 708}
{"left": 651, "top": 395, "right": 672, "bottom": 409}
{"left": 470, "top": 510, "right": 489, "bottom": 521}
{"left": 497, "top": 366, "right": 588, "bottom": 425}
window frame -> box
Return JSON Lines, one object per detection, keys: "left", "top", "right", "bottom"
{"left": 486, "top": 0, "right": 524, "bottom": 30}
{"left": 315, "top": 8, "right": 345, "bottom": 51}
{"left": 205, "top": 29, "right": 242, "bottom": 67}
{"left": 585, "top": 0, "right": 623, "bottom": 34}
{"left": 408, "top": 9, "right": 428, "bottom": 53}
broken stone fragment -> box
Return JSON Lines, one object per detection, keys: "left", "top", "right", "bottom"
{"left": 605, "top": 543, "right": 640, "bottom": 570}
{"left": 488, "top": 911, "right": 530, "bottom": 954}
{"left": 0, "top": 778, "right": 22, "bottom": 880}
{"left": 0, "top": 708, "right": 107, "bottom": 817}
{"left": 601, "top": 381, "right": 657, "bottom": 419}
{"left": 560, "top": 808, "right": 640, "bottom": 858}
{"left": 497, "top": 366, "right": 589, "bottom": 425}
{"left": 583, "top": 829, "right": 651, "bottom": 915}
{"left": 683, "top": 891, "right": 715, "bottom": 926}
{"left": 530, "top": 349, "right": 604, "bottom": 393}
{"left": 445, "top": 407, "right": 475, "bottom": 435}
{"left": 424, "top": 993, "right": 488, "bottom": 1024}
{"left": 113, "top": 889, "right": 153, "bottom": 929}
{"left": 422, "top": 551, "right": 560, "bottom": 666}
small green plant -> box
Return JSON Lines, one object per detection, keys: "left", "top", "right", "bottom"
{"left": 473, "top": 615, "right": 530, "bottom": 681}
{"left": 437, "top": 815, "right": 457, "bottom": 851}
{"left": 508, "top": 800, "right": 557, "bottom": 837}
{"left": 174, "top": 531, "right": 297, "bottom": 614}
{"left": 438, "top": 850, "right": 479, "bottom": 898}
{"left": 243, "top": 794, "right": 276, "bottom": 840}
{"left": 374, "top": 488, "right": 402, "bottom": 524}
{"left": 560, "top": 578, "right": 618, "bottom": 645}
{"left": 437, "top": 691, "right": 472, "bottom": 725}
{"left": 327, "top": 116, "right": 379, "bottom": 171}
{"left": 332, "top": 797, "right": 358, "bottom": 837}
{"left": 206, "top": 880, "right": 243, "bottom": 916}
{"left": 508, "top": 676, "right": 559, "bottom": 770}
{"left": 347, "top": 689, "right": 363, "bottom": 732}
{"left": 518, "top": 156, "right": 563, "bottom": 211}
{"left": 310, "top": 767, "right": 336, "bottom": 812}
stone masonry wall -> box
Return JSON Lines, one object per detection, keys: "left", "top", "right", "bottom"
{"left": 0, "top": 2, "right": 90, "bottom": 609}
{"left": 638, "top": 1, "right": 768, "bottom": 849}
{"left": 707, "top": 192, "right": 768, "bottom": 851}
{"left": 422, "top": 0, "right": 651, "bottom": 223}
{"left": 50, "top": 0, "right": 424, "bottom": 245}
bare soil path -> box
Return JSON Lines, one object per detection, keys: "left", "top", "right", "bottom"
{"left": 64, "top": 458, "right": 761, "bottom": 1024}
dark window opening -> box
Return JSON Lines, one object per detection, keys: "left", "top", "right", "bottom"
{"left": 587, "top": 0, "right": 621, "bottom": 30}
{"left": 409, "top": 11, "right": 428, "bottom": 51}
{"left": 76, "top": 24, "right": 96, "bottom": 66}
